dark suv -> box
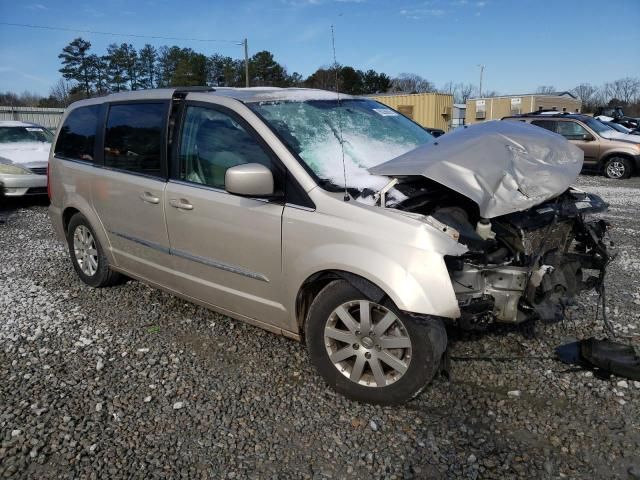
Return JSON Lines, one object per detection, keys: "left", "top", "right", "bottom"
{"left": 503, "top": 112, "right": 640, "bottom": 179}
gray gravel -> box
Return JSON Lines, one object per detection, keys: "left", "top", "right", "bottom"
{"left": 1, "top": 175, "right": 639, "bottom": 479}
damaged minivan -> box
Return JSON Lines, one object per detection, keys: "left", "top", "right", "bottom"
{"left": 49, "top": 87, "right": 611, "bottom": 404}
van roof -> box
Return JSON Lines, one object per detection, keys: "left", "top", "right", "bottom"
{"left": 69, "top": 87, "right": 355, "bottom": 108}
{"left": 504, "top": 113, "right": 593, "bottom": 121}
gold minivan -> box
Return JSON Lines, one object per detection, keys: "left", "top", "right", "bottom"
{"left": 49, "top": 87, "right": 611, "bottom": 404}
{"left": 503, "top": 113, "right": 640, "bottom": 179}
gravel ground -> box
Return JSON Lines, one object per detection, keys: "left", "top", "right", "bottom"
{"left": 1, "top": 175, "right": 639, "bottom": 479}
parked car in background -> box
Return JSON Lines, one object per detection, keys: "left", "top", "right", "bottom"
{"left": 597, "top": 119, "right": 640, "bottom": 136}
{"left": 49, "top": 88, "right": 611, "bottom": 404}
{"left": 503, "top": 112, "right": 640, "bottom": 179}
{"left": 424, "top": 127, "right": 445, "bottom": 137}
{"left": 596, "top": 107, "right": 639, "bottom": 130}
{"left": 0, "top": 121, "right": 52, "bottom": 196}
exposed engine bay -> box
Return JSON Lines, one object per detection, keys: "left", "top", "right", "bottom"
{"left": 360, "top": 121, "right": 613, "bottom": 329}
{"left": 388, "top": 177, "right": 612, "bottom": 328}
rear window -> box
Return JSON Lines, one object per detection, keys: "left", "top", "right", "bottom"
{"left": 104, "top": 103, "right": 166, "bottom": 177}
{"left": 54, "top": 106, "right": 100, "bottom": 161}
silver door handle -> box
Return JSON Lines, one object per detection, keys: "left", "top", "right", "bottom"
{"left": 140, "top": 192, "right": 160, "bottom": 204}
{"left": 169, "top": 198, "right": 194, "bottom": 210}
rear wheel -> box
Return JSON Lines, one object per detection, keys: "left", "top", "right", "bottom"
{"left": 67, "top": 213, "right": 122, "bottom": 287}
{"left": 305, "top": 280, "right": 447, "bottom": 405}
{"left": 603, "top": 156, "right": 632, "bottom": 179}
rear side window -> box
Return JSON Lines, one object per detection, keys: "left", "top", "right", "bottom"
{"left": 531, "top": 120, "right": 557, "bottom": 133}
{"left": 104, "top": 103, "right": 166, "bottom": 177}
{"left": 54, "top": 105, "right": 100, "bottom": 162}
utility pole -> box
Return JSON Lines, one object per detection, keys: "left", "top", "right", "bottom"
{"left": 477, "top": 64, "right": 485, "bottom": 98}
{"left": 243, "top": 38, "right": 249, "bottom": 88}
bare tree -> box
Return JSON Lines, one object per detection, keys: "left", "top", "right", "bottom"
{"left": 50, "top": 78, "right": 72, "bottom": 106}
{"left": 454, "top": 82, "right": 476, "bottom": 103}
{"left": 440, "top": 81, "right": 454, "bottom": 95}
{"left": 605, "top": 77, "right": 640, "bottom": 104}
{"left": 536, "top": 85, "right": 556, "bottom": 94}
{"left": 571, "top": 83, "right": 601, "bottom": 113}
{"left": 390, "top": 73, "right": 436, "bottom": 93}
{"left": 571, "top": 83, "right": 597, "bottom": 103}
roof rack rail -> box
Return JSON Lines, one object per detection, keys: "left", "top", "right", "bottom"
{"left": 526, "top": 109, "right": 568, "bottom": 115}
{"left": 172, "top": 86, "right": 215, "bottom": 99}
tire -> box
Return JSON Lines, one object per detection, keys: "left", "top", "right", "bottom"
{"left": 66, "top": 213, "right": 122, "bottom": 288}
{"left": 305, "top": 280, "right": 447, "bottom": 405}
{"left": 603, "top": 156, "right": 632, "bottom": 179}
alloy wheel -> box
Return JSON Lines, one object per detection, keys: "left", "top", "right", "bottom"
{"left": 73, "top": 225, "right": 98, "bottom": 277}
{"left": 606, "top": 160, "right": 626, "bottom": 179}
{"left": 323, "top": 300, "right": 412, "bottom": 387}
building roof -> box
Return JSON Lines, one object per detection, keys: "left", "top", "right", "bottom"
{"left": 470, "top": 91, "right": 577, "bottom": 100}
{"left": 366, "top": 91, "right": 453, "bottom": 98}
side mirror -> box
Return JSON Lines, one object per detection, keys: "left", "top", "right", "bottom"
{"left": 225, "top": 163, "right": 275, "bottom": 197}
{"left": 582, "top": 133, "right": 595, "bottom": 141}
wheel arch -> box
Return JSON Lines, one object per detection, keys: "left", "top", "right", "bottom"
{"left": 62, "top": 206, "right": 81, "bottom": 233}
{"left": 295, "top": 270, "right": 394, "bottom": 340}
{"left": 60, "top": 199, "right": 116, "bottom": 265}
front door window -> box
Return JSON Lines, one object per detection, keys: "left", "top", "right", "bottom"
{"left": 178, "top": 106, "right": 275, "bottom": 189}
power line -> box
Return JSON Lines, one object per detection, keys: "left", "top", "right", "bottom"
{"left": 0, "top": 22, "right": 243, "bottom": 44}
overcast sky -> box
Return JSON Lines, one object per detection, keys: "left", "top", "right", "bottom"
{"left": 1, "top": 0, "right": 639, "bottom": 96}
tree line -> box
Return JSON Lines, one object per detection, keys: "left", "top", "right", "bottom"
{"left": 1, "top": 36, "right": 639, "bottom": 116}
{"left": 47, "top": 37, "right": 393, "bottom": 105}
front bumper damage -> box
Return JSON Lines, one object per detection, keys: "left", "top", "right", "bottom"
{"left": 447, "top": 191, "right": 613, "bottom": 328}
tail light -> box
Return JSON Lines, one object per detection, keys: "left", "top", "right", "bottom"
{"left": 47, "top": 162, "right": 51, "bottom": 200}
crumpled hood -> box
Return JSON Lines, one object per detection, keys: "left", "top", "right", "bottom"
{"left": 369, "top": 121, "right": 584, "bottom": 218}
{"left": 0, "top": 142, "right": 51, "bottom": 167}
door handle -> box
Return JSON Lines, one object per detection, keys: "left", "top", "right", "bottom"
{"left": 169, "top": 198, "right": 194, "bottom": 211}
{"left": 139, "top": 191, "right": 160, "bottom": 204}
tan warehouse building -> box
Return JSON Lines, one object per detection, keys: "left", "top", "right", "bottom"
{"left": 369, "top": 92, "right": 454, "bottom": 132}
{"left": 465, "top": 92, "right": 581, "bottom": 124}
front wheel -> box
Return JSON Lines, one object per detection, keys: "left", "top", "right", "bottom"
{"left": 603, "top": 156, "right": 632, "bottom": 179}
{"left": 305, "top": 280, "right": 447, "bottom": 405}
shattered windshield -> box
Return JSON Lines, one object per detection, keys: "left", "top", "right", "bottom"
{"left": 249, "top": 99, "right": 434, "bottom": 193}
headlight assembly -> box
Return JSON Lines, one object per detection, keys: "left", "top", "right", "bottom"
{"left": 0, "top": 163, "right": 33, "bottom": 175}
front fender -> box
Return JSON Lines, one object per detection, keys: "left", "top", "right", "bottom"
{"left": 288, "top": 242, "right": 461, "bottom": 320}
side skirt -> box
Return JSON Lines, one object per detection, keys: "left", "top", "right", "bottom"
{"left": 110, "top": 265, "right": 302, "bottom": 342}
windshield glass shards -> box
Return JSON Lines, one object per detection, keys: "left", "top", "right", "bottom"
{"left": 249, "top": 99, "right": 434, "bottom": 195}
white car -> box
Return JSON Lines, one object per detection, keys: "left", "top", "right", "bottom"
{"left": 0, "top": 121, "right": 53, "bottom": 196}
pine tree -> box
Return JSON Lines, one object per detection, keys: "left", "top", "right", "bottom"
{"left": 106, "top": 43, "right": 128, "bottom": 92}
{"left": 120, "top": 44, "right": 139, "bottom": 90}
{"left": 137, "top": 44, "right": 157, "bottom": 89}
{"left": 58, "top": 38, "right": 95, "bottom": 96}
{"left": 88, "top": 54, "right": 109, "bottom": 94}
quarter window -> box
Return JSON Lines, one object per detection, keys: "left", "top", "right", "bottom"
{"left": 531, "top": 120, "right": 557, "bottom": 133}
{"left": 177, "top": 106, "right": 274, "bottom": 189}
{"left": 54, "top": 105, "right": 99, "bottom": 162}
{"left": 104, "top": 103, "right": 166, "bottom": 176}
